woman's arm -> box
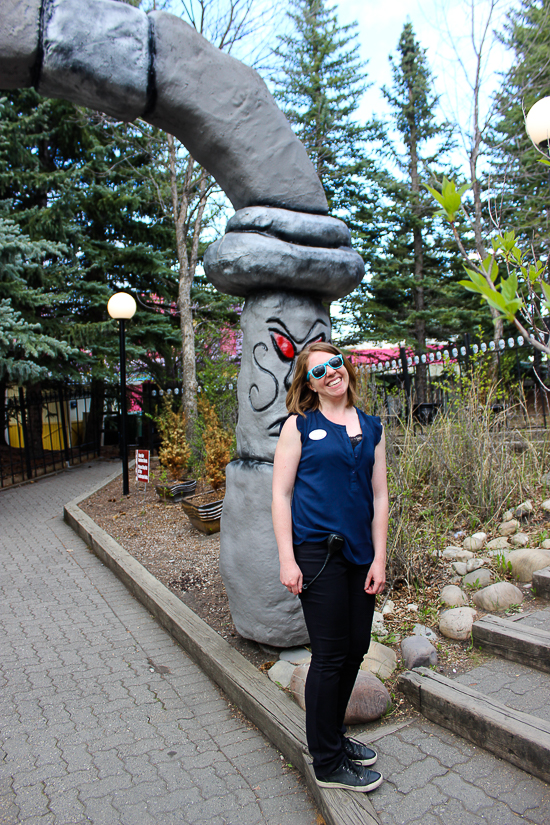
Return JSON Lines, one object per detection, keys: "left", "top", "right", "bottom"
{"left": 272, "top": 416, "right": 303, "bottom": 595}
{"left": 365, "top": 429, "right": 388, "bottom": 595}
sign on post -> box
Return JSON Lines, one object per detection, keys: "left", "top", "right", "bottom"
{"left": 135, "top": 449, "right": 150, "bottom": 483}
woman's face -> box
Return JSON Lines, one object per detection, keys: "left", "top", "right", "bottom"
{"left": 306, "top": 350, "right": 349, "bottom": 404}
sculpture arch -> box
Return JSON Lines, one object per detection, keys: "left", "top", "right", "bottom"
{"left": 0, "top": 0, "right": 365, "bottom": 644}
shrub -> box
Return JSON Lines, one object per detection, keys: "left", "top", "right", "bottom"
{"left": 197, "top": 396, "right": 235, "bottom": 491}
{"left": 155, "top": 397, "right": 191, "bottom": 480}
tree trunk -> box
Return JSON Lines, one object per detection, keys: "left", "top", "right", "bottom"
{"left": 168, "top": 135, "right": 210, "bottom": 440}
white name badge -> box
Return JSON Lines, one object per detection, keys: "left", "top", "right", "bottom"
{"left": 309, "top": 429, "right": 327, "bottom": 441}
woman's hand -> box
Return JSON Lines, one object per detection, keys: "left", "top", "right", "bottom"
{"left": 280, "top": 559, "right": 303, "bottom": 595}
{"left": 364, "top": 556, "right": 386, "bottom": 595}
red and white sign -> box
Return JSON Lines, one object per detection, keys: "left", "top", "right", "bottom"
{"left": 135, "top": 449, "right": 150, "bottom": 483}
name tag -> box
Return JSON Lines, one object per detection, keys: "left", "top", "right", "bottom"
{"left": 309, "top": 429, "right": 327, "bottom": 441}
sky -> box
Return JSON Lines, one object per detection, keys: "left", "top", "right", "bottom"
{"left": 333, "top": 0, "right": 514, "bottom": 175}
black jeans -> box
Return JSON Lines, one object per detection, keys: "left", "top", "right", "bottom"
{"left": 295, "top": 541, "right": 375, "bottom": 777}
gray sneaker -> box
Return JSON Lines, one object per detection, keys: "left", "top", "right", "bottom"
{"left": 342, "top": 736, "right": 378, "bottom": 766}
{"left": 316, "top": 757, "right": 383, "bottom": 793}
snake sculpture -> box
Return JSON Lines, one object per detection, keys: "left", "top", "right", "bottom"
{"left": 1, "top": 0, "right": 364, "bottom": 644}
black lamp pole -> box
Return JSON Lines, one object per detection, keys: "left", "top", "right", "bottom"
{"left": 108, "top": 292, "right": 136, "bottom": 497}
{"left": 119, "top": 317, "right": 130, "bottom": 496}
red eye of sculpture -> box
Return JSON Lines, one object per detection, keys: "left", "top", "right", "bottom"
{"left": 272, "top": 333, "right": 296, "bottom": 361}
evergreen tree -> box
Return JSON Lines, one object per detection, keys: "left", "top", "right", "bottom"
{"left": 340, "top": 24, "right": 491, "bottom": 394}
{"left": 0, "top": 91, "right": 180, "bottom": 385}
{"left": 272, "top": 0, "right": 372, "bottom": 218}
{"left": 491, "top": 0, "right": 550, "bottom": 256}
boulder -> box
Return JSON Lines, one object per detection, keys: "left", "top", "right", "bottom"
{"left": 440, "top": 585, "right": 468, "bottom": 607}
{"left": 290, "top": 665, "right": 391, "bottom": 724}
{"left": 452, "top": 561, "right": 468, "bottom": 576}
{"left": 279, "top": 647, "right": 311, "bottom": 665}
{"left": 462, "top": 567, "right": 493, "bottom": 588}
{"left": 499, "top": 519, "right": 519, "bottom": 537}
{"left": 486, "top": 537, "right": 510, "bottom": 551}
{"left": 542, "top": 539, "right": 550, "bottom": 550}
{"left": 268, "top": 660, "right": 296, "bottom": 689}
{"left": 361, "top": 641, "right": 398, "bottom": 680}
{"left": 472, "top": 582, "right": 524, "bottom": 612}
{"left": 463, "top": 532, "right": 487, "bottom": 551}
{"left": 401, "top": 636, "right": 438, "bottom": 670}
{"left": 542, "top": 500, "right": 550, "bottom": 512}
{"left": 439, "top": 607, "right": 477, "bottom": 640}
{"left": 507, "top": 548, "right": 550, "bottom": 582}
{"left": 502, "top": 509, "right": 514, "bottom": 522}
{"left": 382, "top": 600, "right": 395, "bottom": 616}
{"left": 510, "top": 532, "right": 529, "bottom": 547}
{"left": 515, "top": 500, "right": 533, "bottom": 518}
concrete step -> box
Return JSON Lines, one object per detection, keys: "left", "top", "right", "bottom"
{"left": 472, "top": 613, "right": 550, "bottom": 674}
{"left": 397, "top": 666, "right": 550, "bottom": 785}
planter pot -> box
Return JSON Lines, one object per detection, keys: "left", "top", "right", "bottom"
{"left": 180, "top": 489, "right": 224, "bottom": 534}
{"left": 155, "top": 479, "right": 197, "bottom": 503}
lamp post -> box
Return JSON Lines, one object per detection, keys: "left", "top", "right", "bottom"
{"left": 525, "top": 96, "right": 550, "bottom": 152}
{"left": 107, "top": 292, "right": 137, "bottom": 496}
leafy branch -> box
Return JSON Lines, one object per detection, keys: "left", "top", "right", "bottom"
{"left": 424, "top": 177, "right": 550, "bottom": 356}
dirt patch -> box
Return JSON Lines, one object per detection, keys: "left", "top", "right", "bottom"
{"left": 79, "top": 462, "right": 273, "bottom": 669}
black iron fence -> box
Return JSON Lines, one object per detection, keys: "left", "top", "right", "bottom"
{"left": 0, "top": 383, "right": 119, "bottom": 488}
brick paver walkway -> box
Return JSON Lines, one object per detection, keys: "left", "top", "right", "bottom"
{"left": 0, "top": 461, "right": 318, "bottom": 825}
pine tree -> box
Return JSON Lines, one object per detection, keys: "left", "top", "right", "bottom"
{"left": 491, "top": 0, "right": 550, "bottom": 256}
{"left": 272, "top": 0, "right": 372, "bottom": 217}
{"left": 340, "top": 23, "right": 492, "bottom": 399}
{"left": 0, "top": 91, "right": 180, "bottom": 385}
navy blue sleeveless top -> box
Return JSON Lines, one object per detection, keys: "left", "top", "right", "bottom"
{"left": 291, "top": 408, "right": 382, "bottom": 565}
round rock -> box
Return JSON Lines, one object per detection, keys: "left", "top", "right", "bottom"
{"left": 507, "top": 548, "right": 550, "bottom": 582}
{"left": 267, "top": 660, "right": 296, "bottom": 689}
{"left": 279, "top": 647, "right": 312, "bottom": 665}
{"left": 510, "top": 532, "right": 529, "bottom": 547}
{"left": 413, "top": 623, "right": 438, "bottom": 641}
{"left": 440, "top": 585, "right": 468, "bottom": 607}
{"left": 486, "top": 537, "right": 510, "bottom": 551}
{"left": 541, "top": 499, "right": 550, "bottom": 512}
{"left": 361, "top": 641, "right": 397, "bottom": 680}
{"left": 439, "top": 607, "right": 477, "bottom": 640}
{"left": 499, "top": 519, "right": 519, "bottom": 537}
{"left": 290, "top": 665, "right": 390, "bottom": 724}
{"left": 401, "top": 636, "right": 438, "bottom": 669}
{"left": 463, "top": 532, "right": 487, "bottom": 551}
{"left": 462, "top": 567, "right": 493, "bottom": 588}
{"left": 472, "top": 582, "right": 524, "bottom": 612}
{"left": 452, "top": 561, "right": 468, "bottom": 576}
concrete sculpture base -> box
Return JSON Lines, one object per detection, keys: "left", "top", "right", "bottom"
{"left": 220, "top": 460, "right": 309, "bottom": 646}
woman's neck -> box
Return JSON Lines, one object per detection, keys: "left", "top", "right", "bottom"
{"left": 318, "top": 397, "right": 352, "bottom": 421}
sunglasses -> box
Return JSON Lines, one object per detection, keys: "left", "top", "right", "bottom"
{"left": 306, "top": 354, "right": 345, "bottom": 380}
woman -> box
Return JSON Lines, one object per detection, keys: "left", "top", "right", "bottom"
{"left": 272, "top": 342, "right": 388, "bottom": 793}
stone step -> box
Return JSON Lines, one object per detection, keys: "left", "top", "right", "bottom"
{"left": 397, "top": 666, "right": 550, "bottom": 785}
{"left": 533, "top": 566, "right": 550, "bottom": 600}
{"left": 472, "top": 613, "right": 550, "bottom": 674}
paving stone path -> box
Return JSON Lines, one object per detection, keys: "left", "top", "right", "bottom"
{"left": 0, "top": 461, "right": 318, "bottom": 825}
{"left": 369, "top": 607, "right": 550, "bottom": 824}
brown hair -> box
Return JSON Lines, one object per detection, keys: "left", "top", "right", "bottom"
{"left": 286, "top": 342, "right": 358, "bottom": 416}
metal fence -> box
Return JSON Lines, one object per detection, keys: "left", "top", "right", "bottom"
{"left": 0, "top": 384, "right": 119, "bottom": 488}
{"left": 351, "top": 333, "right": 550, "bottom": 428}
